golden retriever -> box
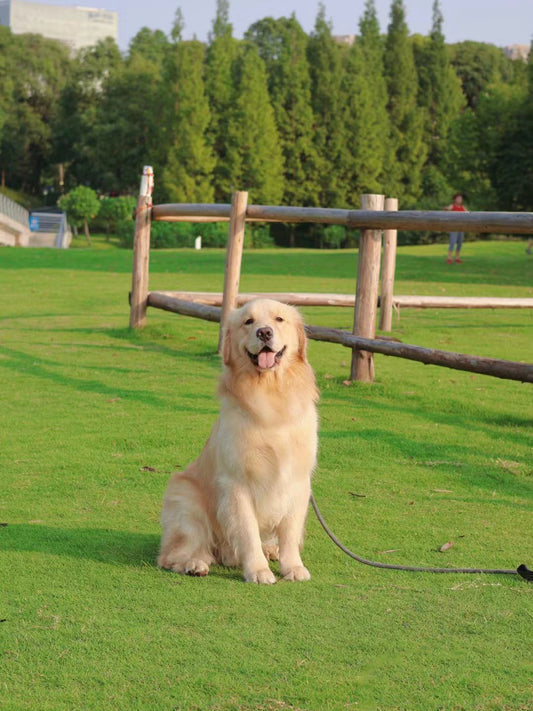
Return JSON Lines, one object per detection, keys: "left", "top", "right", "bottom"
{"left": 158, "top": 299, "right": 319, "bottom": 584}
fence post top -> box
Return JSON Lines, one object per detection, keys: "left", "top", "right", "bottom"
{"left": 360, "top": 194, "right": 385, "bottom": 211}
{"left": 139, "top": 166, "right": 154, "bottom": 200}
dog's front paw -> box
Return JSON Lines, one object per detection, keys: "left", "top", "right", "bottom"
{"left": 184, "top": 559, "right": 210, "bottom": 577}
{"left": 244, "top": 567, "right": 277, "bottom": 584}
{"left": 281, "top": 566, "right": 311, "bottom": 582}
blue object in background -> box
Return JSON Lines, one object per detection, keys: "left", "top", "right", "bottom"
{"left": 29, "top": 215, "right": 40, "bottom": 231}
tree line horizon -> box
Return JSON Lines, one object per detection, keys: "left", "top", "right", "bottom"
{"left": 0, "top": 0, "right": 531, "bottom": 225}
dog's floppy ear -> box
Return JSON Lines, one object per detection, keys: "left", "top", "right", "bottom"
{"left": 222, "top": 325, "right": 232, "bottom": 366}
{"left": 296, "top": 317, "right": 307, "bottom": 361}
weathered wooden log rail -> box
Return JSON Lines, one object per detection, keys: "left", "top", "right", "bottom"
{"left": 152, "top": 203, "right": 533, "bottom": 234}
{"left": 132, "top": 168, "right": 533, "bottom": 384}
{"left": 146, "top": 292, "right": 533, "bottom": 384}
{"left": 150, "top": 291, "right": 533, "bottom": 310}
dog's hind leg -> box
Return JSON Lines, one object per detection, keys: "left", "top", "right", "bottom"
{"left": 158, "top": 475, "right": 214, "bottom": 576}
{"left": 262, "top": 537, "right": 279, "bottom": 561}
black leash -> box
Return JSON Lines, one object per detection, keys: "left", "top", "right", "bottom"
{"left": 310, "top": 493, "right": 532, "bottom": 581}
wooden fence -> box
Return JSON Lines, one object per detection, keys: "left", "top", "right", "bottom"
{"left": 129, "top": 166, "right": 533, "bottom": 384}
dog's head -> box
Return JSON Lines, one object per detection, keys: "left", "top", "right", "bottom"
{"left": 223, "top": 299, "right": 307, "bottom": 374}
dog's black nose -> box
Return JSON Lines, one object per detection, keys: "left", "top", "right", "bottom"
{"left": 256, "top": 326, "right": 273, "bottom": 342}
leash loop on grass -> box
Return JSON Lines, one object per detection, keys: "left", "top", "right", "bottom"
{"left": 310, "top": 493, "right": 531, "bottom": 580}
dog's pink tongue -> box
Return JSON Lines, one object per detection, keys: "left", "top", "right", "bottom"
{"left": 258, "top": 350, "right": 276, "bottom": 369}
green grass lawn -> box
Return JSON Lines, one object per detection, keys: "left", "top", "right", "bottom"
{"left": 1, "top": 241, "right": 532, "bottom": 711}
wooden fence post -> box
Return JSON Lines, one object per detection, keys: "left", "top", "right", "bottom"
{"left": 129, "top": 166, "right": 153, "bottom": 329}
{"left": 218, "top": 190, "right": 248, "bottom": 351}
{"left": 379, "top": 197, "right": 398, "bottom": 332}
{"left": 350, "top": 193, "right": 385, "bottom": 382}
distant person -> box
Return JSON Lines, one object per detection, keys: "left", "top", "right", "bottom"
{"left": 444, "top": 192, "right": 468, "bottom": 264}
{"left": 526, "top": 239, "right": 532, "bottom": 255}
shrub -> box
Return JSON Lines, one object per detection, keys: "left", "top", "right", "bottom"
{"left": 96, "top": 196, "right": 136, "bottom": 236}
{"left": 151, "top": 222, "right": 195, "bottom": 248}
{"left": 321, "top": 225, "right": 346, "bottom": 249}
{"left": 197, "top": 222, "right": 228, "bottom": 248}
{"left": 245, "top": 224, "right": 274, "bottom": 248}
{"left": 117, "top": 219, "right": 135, "bottom": 248}
{"left": 117, "top": 220, "right": 196, "bottom": 249}
{"left": 59, "top": 186, "right": 100, "bottom": 246}
{"left": 116, "top": 220, "right": 275, "bottom": 250}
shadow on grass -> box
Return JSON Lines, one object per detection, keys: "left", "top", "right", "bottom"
{"left": 322, "top": 384, "right": 533, "bottom": 450}
{"left": 2, "top": 523, "right": 158, "bottom": 567}
{"left": 17, "top": 324, "right": 223, "bottom": 368}
{"left": 0, "top": 344, "right": 217, "bottom": 412}
{"left": 0, "top": 345, "right": 170, "bottom": 408}
{"left": 106, "top": 326, "right": 221, "bottom": 365}
{"left": 1, "top": 524, "right": 244, "bottom": 581}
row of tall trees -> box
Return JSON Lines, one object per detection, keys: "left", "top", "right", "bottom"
{"left": 0, "top": 0, "right": 531, "bottom": 213}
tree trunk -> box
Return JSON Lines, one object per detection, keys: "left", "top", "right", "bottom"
{"left": 289, "top": 226, "right": 295, "bottom": 248}
{"left": 83, "top": 220, "right": 92, "bottom": 247}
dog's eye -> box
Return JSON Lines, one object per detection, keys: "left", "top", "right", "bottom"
{"left": 275, "top": 317, "right": 284, "bottom": 322}
{"left": 244, "top": 318, "right": 254, "bottom": 325}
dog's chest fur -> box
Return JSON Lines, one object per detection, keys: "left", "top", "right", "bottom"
{"left": 215, "top": 401, "right": 317, "bottom": 529}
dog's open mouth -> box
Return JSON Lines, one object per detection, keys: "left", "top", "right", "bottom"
{"left": 247, "top": 345, "right": 286, "bottom": 370}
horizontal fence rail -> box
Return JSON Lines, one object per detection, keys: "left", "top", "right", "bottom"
{"left": 146, "top": 292, "right": 533, "bottom": 383}
{"left": 152, "top": 291, "right": 533, "bottom": 310}
{"left": 152, "top": 203, "right": 533, "bottom": 234}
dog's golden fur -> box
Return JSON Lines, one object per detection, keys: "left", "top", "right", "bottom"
{"left": 158, "top": 299, "right": 319, "bottom": 583}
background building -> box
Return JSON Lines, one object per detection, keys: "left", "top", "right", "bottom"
{"left": 503, "top": 44, "right": 530, "bottom": 61}
{"left": 0, "top": 0, "right": 118, "bottom": 52}
{"left": 333, "top": 34, "right": 356, "bottom": 46}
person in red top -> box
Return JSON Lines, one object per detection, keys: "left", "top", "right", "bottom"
{"left": 444, "top": 192, "right": 468, "bottom": 263}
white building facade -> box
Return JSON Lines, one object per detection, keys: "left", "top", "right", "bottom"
{"left": 0, "top": 0, "right": 118, "bottom": 52}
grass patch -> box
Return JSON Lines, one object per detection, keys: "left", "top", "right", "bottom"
{"left": 1, "top": 242, "right": 532, "bottom": 711}
{"left": 68, "top": 232, "right": 123, "bottom": 250}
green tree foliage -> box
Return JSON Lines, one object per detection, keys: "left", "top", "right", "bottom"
{"left": 246, "top": 15, "right": 319, "bottom": 206}
{"left": 307, "top": 4, "right": 347, "bottom": 207}
{"left": 341, "top": 0, "right": 390, "bottom": 198}
{"left": 171, "top": 8, "right": 185, "bottom": 43}
{"left": 0, "top": 2, "right": 531, "bottom": 231}
{"left": 384, "top": 0, "right": 427, "bottom": 204}
{"left": 444, "top": 108, "right": 492, "bottom": 209}
{"left": 205, "top": 1, "right": 239, "bottom": 200}
{"left": 487, "top": 87, "right": 533, "bottom": 211}
{"left": 0, "top": 27, "right": 14, "bottom": 151}
{"left": 227, "top": 43, "right": 284, "bottom": 203}
{"left": 53, "top": 38, "right": 122, "bottom": 191}
{"left": 446, "top": 82, "right": 532, "bottom": 211}
{"left": 59, "top": 185, "right": 100, "bottom": 246}
{"left": 448, "top": 40, "right": 522, "bottom": 108}
{"left": 210, "top": 0, "right": 232, "bottom": 41}
{"left": 414, "top": 1, "right": 464, "bottom": 165}
{"left": 91, "top": 54, "right": 165, "bottom": 194}
{"left": 98, "top": 195, "right": 136, "bottom": 238}
{"left": 128, "top": 28, "right": 170, "bottom": 68}
{"left": 162, "top": 40, "right": 215, "bottom": 202}
{"left": 444, "top": 44, "right": 531, "bottom": 211}
{"left": 0, "top": 31, "right": 73, "bottom": 193}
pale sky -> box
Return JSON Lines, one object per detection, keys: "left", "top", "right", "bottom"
{"left": 28, "top": 0, "right": 533, "bottom": 51}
